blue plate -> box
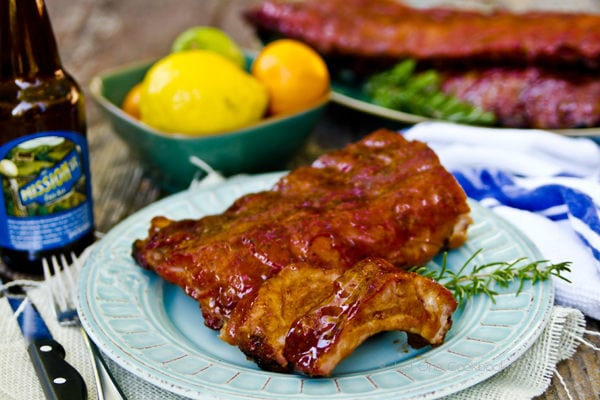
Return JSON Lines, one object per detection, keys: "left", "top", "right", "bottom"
{"left": 78, "top": 172, "right": 553, "bottom": 399}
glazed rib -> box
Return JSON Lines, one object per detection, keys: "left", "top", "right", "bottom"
{"left": 245, "top": 0, "right": 600, "bottom": 129}
{"left": 245, "top": 0, "right": 600, "bottom": 70}
{"left": 220, "top": 262, "right": 344, "bottom": 372}
{"left": 441, "top": 67, "right": 600, "bottom": 129}
{"left": 222, "top": 258, "right": 457, "bottom": 376}
{"left": 284, "top": 258, "right": 457, "bottom": 376}
{"left": 132, "top": 129, "right": 470, "bottom": 331}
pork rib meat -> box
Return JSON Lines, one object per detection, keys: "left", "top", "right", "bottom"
{"left": 244, "top": 0, "right": 600, "bottom": 129}
{"left": 223, "top": 257, "right": 457, "bottom": 376}
{"left": 245, "top": 0, "right": 600, "bottom": 70}
{"left": 132, "top": 129, "right": 470, "bottom": 374}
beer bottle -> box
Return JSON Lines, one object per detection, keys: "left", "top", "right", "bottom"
{"left": 0, "top": 0, "right": 95, "bottom": 275}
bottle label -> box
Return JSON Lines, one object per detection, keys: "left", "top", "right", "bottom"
{"left": 0, "top": 131, "right": 94, "bottom": 252}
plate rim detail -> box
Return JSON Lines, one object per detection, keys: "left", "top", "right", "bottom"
{"left": 78, "top": 172, "right": 554, "bottom": 399}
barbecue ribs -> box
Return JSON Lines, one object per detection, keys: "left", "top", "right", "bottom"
{"left": 223, "top": 258, "right": 457, "bottom": 376}
{"left": 441, "top": 67, "right": 600, "bottom": 129}
{"left": 245, "top": 0, "right": 600, "bottom": 70}
{"left": 132, "top": 129, "right": 470, "bottom": 374}
{"left": 245, "top": 0, "right": 600, "bottom": 129}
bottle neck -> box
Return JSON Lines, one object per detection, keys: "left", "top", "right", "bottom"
{"left": 0, "top": 0, "right": 63, "bottom": 80}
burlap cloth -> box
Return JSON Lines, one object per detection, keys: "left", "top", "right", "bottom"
{"left": 0, "top": 281, "right": 590, "bottom": 399}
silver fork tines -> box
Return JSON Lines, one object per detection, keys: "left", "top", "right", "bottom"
{"left": 43, "top": 253, "right": 80, "bottom": 326}
{"left": 43, "top": 252, "right": 125, "bottom": 400}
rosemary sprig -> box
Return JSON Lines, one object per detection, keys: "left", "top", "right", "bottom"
{"left": 363, "top": 59, "right": 497, "bottom": 126}
{"left": 411, "top": 249, "right": 572, "bottom": 307}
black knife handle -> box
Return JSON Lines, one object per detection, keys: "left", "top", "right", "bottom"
{"left": 28, "top": 338, "right": 87, "bottom": 400}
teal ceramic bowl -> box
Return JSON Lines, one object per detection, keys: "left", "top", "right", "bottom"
{"left": 89, "top": 54, "right": 329, "bottom": 192}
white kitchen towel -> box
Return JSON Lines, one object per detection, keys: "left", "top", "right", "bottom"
{"left": 403, "top": 122, "right": 600, "bottom": 179}
{"left": 404, "top": 121, "right": 600, "bottom": 319}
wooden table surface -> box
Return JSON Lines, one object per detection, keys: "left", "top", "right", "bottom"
{"left": 8, "top": 0, "right": 598, "bottom": 398}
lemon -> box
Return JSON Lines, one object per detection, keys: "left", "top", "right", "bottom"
{"left": 139, "top": 50, "right": 268, "bottom": 135}
{"left": 171, "top": 26, "right": 245, "bottom": 69}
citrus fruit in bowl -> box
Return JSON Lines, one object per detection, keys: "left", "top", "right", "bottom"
{"left": 171, "top": 26, "right": 245, "bottom": 68}
{"left": 252, "top": 39, "right": 330, "bottom": 115}
{"left": 139, "top": 50, "right": 268, "bottom": 135}
{"left": 89, "top": 51, "right": 329, "bottom": 192}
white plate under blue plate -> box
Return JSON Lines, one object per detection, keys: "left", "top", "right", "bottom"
{"left": 78, "top": 171, "right": 554, "bottom": 400}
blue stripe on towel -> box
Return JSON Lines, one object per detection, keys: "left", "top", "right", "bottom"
{"left": 453, "top": 169, "right": 600, "bottom": 268}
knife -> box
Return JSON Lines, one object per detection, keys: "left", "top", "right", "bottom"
{"left": 8, "top": 296, "right": 87, "bottom": 400}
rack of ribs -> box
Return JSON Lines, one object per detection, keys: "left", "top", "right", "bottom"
{"left": 244, "top": 0, "right": 600, "bottom": 70}
{"left": 440, "top": 67, "right": 600, "bottom": 129}
{"left": 244, "top": 0, "right": 600, "bottom": 129}
{"left": 222, "top": 257, "right": 457, "bottom": 376}
{"left": 132, "top": 129, "right": 470, "bottom": 374}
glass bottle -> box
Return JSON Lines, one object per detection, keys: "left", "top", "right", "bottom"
{"left": 0, "top": 0, "right": 95, "bottom": 276}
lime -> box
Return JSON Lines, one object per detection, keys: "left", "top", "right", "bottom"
{"left": 139, "top": 50, "right": 268, "bottom": 135}
{"left": 171, "top": 26, "right": 245, "bottom": 68}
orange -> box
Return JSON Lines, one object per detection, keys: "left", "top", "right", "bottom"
{"left": 251, "top": 39, "right": 329, "bottom": 115}
{"left": 121, "top": 83, "right": 142, "bottom": 119}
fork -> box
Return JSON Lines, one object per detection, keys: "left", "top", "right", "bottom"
{"left": 43, "top": 253, "right": 125, "bottom": 400}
